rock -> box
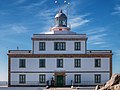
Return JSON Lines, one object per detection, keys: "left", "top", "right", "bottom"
{"left": 95, "top": 85, "right": 100, "bottom": 90}
{"left": 112, "top": 84, "right": 120, "bottom": 90}
{"left": 95, "top": 74, "right": 120, "bottom": 90}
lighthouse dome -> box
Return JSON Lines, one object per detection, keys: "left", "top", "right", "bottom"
{"left": 55, "top": 10, "right": 67, "bottom": 18}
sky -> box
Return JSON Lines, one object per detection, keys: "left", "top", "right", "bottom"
{"left": 0, "top": 0, "right": 120, "bottom": 81}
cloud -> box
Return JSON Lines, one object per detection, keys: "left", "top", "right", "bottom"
{"left": 0, "top": 12, "right": 8, "bottom": 15}
{"left": 85, "top": 27, "right": 106, "bottom": 35}
{"left": 111, "top": 5, "right": 120, "bottom": 15}
{"left": 13, "top": 0, "right": 26, "bottom": 5}
{"left": 100, "top": 45, "right": 111, "bottom": 48}
{"left": 35, "top": 9, "right": 54, "bottom": 21}
{"left": 23, "top": 0, "right": 48, "bottom": 9}
{"left": 92, "top": 42, "right": 106, "bottom": 45}
{"left": 114, "top": 50, "right": 120, "bottom": 56}
{"left": 0, "top": 10, "right": 10, "bottom": 16}
{"left": 85, "top": 27, "right": 109, "bottom": 47}
{"left": 88, "top": 33, "right": 107, "bottom": 42}
{"left": 0, "top": 24, "right": 28, "bottom": 37}
{"left": 10, "top": 25, "right": 28, "bottom": 33}
{"left": 69, "top": 13, "right": 91, "bottom": 28}
{"left": 34, "top": 9, "right": 55, "bottom": 31}
{"left": 70, "top": 17, "right": 90, "bottom": 28}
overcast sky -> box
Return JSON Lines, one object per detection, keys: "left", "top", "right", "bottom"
{"left": 0, "top": 0, "right": 120, "bottom": 81}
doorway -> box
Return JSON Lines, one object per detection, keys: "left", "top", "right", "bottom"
{"left": 54, "top": 72, "right": 66, "bottom": 86}
{"left": 56, "top": 75, "right": 64, "bottom": 86}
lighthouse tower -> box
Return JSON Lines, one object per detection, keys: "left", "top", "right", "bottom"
{"left": 51, "top": 9, "right": 70, "bottom": 31}
{"left": 48, "top": 10, "right": 76, "bottom": 34}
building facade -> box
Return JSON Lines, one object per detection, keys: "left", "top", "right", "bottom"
{"left": 8, "top": 10, "right": 112, "bottom": 87}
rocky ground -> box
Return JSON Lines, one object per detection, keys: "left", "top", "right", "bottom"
{"left": 95, "top": 74, "right": 120, "bottom": 90}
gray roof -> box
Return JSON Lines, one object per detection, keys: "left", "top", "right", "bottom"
{"left": 55, "top": 10, "right": 67, "bottom": 18}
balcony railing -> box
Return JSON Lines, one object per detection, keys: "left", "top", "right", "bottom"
{"left": 87, "top": 50, "right": 112, "bottom": 54}
{"left": 8, "top": 50, "right": 32, "bottom": 54}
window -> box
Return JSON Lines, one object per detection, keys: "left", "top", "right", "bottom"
{"left": 74, "top": 74, "right": 81, "bottom": 83}
{"left": 54, "top": 42, "right": 66, "bottom": 50}
{"left": 19, "top": 74, "right": 26, "bottom": 84}
{"left": 74, "top": 59, "right": 81, "bottom": 68}
{"left": 19, "top": 59, "right": 26, "bottom": 68}
{"left": 74, "top": 42, "right": 81, "bottom": 50}
{"left": 95, "top": 59, "right": 101, "bottom": 67}
{"left": 95, "top": 74, "right": 101, "bottom": 83}
{"left": 39, "top": 74, "right": 46, "bottom": 83}
{"left": 39, "top": 42, "right": 45, "bottom": 51}
{"left": 39, "top": 59, "right": 45, "bottom": 68}
{"left": 57, "top": 59, "right": 63, "bottom": 68}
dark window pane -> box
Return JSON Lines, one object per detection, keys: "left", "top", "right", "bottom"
{"left": 39, "top": 42, "right": 45, "bottom": 51}
{"left": 74, "top": 74, "right": 81, "bottom": 83}
{"left": 19, "top": 59, "right": 26, "bottom": 68}
{"left": 57, "top": 59, "right": 63, "bottom": 68}
{"left": 75, "top": 59, "right": 81, "bottom": 67}
{"left": 95, "top": 74, "right": 101, "bottom": 83}
{"left": 19, "top": 75, "right": 26, "bottom": 83}
{"left": 54, "top": 42, "right": 66, "bottom": 50}
{"left": 39, "top": 59, "right": 45, "bottom": 68}
{"left": 74, "top": 42, "right": 81, "bottom": 50}
{"left": 95, "top": 59, "right": 101, "bottom": 67}
{"left": 39, "top": 74, "right": 46, "bottom": 83}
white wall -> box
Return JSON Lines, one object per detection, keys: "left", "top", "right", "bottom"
{"left": 33, "top": 40, "right": 86, "bottom": 54}
{"left": 10, "top": 57, "right": 110, "bottom": 85}
{"left": 11, "top": 58, "right": 110, "bottom": 72}
{"left": 66, "top": 73, "right": 109, "bottom": 85}
{"left": 11, "top": 73, "right": 53, "bottom": 85}
{"left": 11, "top": 73, "right": 109, "bottom": 85}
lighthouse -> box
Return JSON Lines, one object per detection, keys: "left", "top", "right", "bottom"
{"left": 8, "top": 8, "right": 112, "bottom": 87}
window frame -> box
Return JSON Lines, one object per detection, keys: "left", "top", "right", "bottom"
{"left": 95, "top": 74, "right": 101, "bottom": 83}
{"left": 74, "top": 74, "right": 81, "bottom": 84}
{"left": 74, "top": 42, "right": 81, "bottom": 51}
{"left": 74, "top": 59, "right": 81, "bottom": 68}
{"left": 57, "top": 59, "right": 63, "bottom": 68}
{"left": 39, "top": 59, "right": 46, "bottom": 68}
{"left": 19, "top": 59, "right": 26, "bottom": 68}
{"left": 95, "top": 59, "right": 101, "bottom": 68}
{"left": 19, "top": 74, "right": 26, "bottom": 84}
{"left": 54, "top": 42, "right": 66, "bottom": 51}
{"left": 39, "top": 74, "right": 46, "bottom": 84}
{"left": 39, "top": 42, "right": 46, "bottom": 51}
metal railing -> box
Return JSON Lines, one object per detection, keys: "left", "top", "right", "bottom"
{"left": 87, "top": 50, "right": 112, "bottom": 54}
{"left": 8, "top": 50, "right": 32, "bottom": 54}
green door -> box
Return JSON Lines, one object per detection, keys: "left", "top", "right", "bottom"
{"left": 56, "top": 75, "right": 64, "bottom": 86}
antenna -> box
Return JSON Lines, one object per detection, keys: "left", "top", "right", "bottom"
{"left": 55, "top": 0, "right": 70, "bottom": 13}
{"left": 17, "top": 46, "right": 19, "bottom": 50}
{"left": 65, "top": 1, "right": 70, "bottom": 17}
{"left": 55, "top": 0, "right": 60, "bottom": 10}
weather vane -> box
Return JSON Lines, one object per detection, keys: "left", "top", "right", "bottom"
{"left": 55, "top": 0, "right": 70, "bottom": 16}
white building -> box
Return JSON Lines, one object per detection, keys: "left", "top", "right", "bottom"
{"left": 8, "top": 10, "right": 112, "bottom": 87}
